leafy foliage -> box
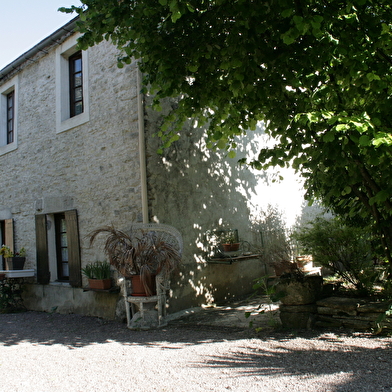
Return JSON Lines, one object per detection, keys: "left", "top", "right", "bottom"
{"left": 253, "top": 205, "right": 293, "bottom": 266}
{"left": 0, "top": 279, "right": 25, "bottom": 313}
{"left": 293, "top": 217, "right": 384, "bottom": 295}
{"left": 61, "top": 1, "right": 392, "bottom": 263}
{"left": 81, "top": 261, "right": 111, "bottom": 280}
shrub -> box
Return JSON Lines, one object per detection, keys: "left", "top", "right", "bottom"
{"left": 293, "top": 217, "right": 383, "bottom": 296}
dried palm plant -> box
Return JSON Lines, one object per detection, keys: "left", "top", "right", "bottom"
{"left": 89, "top": 225, "right": 181, "bottom": 295}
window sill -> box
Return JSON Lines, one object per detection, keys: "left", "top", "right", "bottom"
{"left": 56, "top": 111, "right": 89, "bottom": 134}
{"left": 0, "top": 142, "right": 17, "bottom": 156}
{"left": 49, "top": 281, "right": 71, "bottom": 287}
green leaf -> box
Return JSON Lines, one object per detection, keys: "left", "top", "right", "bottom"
{"left": 171, "top": 11, "right": 182, "bottom": 22}
{"left": 217, "top": 139, "right": 227, "bottom": 149}
{"left": 188, "top": 64, "right": 198, "bottom": 73}
{"left": 281, "top": 9, "right": 293, "bottom": 18}
{"left": 336, "top": 124, "right": 349, "bottom": 132}
{"left": 323, "top": 132, "right": 335, "bottom": 142}
{"left": 213, "top": 131, "right": 223, "bottom": 140}
{"left": 359, "top": 135, "right": 371, "bottom": 146}
{"left": 228, "top": 150, "right": 236, "bottom": 159}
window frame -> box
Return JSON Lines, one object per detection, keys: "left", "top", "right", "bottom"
{"left": 54, "top": 213, "right": 69, "bottom": 281}
{"left": 35, "top": 210, "right": 81, "bottom": 287}
{"left": 68, "top": 51, "right": 83, "bottom": 118}
{"left": 0, "top": 75, "right": 18, "bottom": 155}
{"left": 6, "top": 90, "right": 15, "bottom": 144}
{"left": 56, "top": 34, "right": 89, "bottom": 134}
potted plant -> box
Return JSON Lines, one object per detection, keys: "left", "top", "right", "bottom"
{"left": 82, "top": 261, "right": 112, "bottom": 290}
{"left": 89, "top": 225, "right": 181, "bottom": 296}
{"left": 0, "top": 246, "right": 26, "bottom": 270}
{"left": 221, "top": 231, "right": 240, "bottom": 252}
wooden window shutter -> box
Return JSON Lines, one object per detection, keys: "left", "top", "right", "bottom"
{"left": 4, "top": 219, "right": 14, "bottom": 253}
{"left": 35, "top": 214, "right": 50, "bottom": 284}
{"left": 65, "top": 210, "right": 81, "bottom": 288}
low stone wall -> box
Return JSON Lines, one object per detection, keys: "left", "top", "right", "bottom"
{"left": 315, "top": 297, "right": 392, "bottom": 332}
{"left": 279, "top": 296, "right": 392, "bottom": 332}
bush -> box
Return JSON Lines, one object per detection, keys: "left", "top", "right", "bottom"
{"left": 293, "top": 217, "right": 383, "bottom": 296}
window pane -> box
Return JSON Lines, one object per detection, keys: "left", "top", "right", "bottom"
{"left": 74, "top": 74, "right": 82, "bottom": 87}
{"left": 62, "top": 263, "right": 69, "bottom": 277}
{"left": 61, "top": 248, "right": 68, "bottom": 262}
{"left": 61, "top": 233, "right": 68, "bottom": 247}
{"left": 74, "top": 87, "right": 83, "bottom": 101}
{"left": 60, "top": 219, "right": 67, "bottom": 232}
{"left": 74, "top": 102, "right": 83, "bottom": 116}
{"left": 74, "top": 58, "right": 82, "bottom": 73}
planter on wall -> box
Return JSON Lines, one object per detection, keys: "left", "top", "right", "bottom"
{"left": 88, "top": 278, "right": 112, "bottom": 290}
{"left": 5, "top": 257, "right": 26, "bottom": 270}
{"left": 222, "top": 243, "right": 240, "bottom": 252}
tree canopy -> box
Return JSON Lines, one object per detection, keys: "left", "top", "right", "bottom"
{"left": 61, "top": 1, "right": 392, "bottom": 262}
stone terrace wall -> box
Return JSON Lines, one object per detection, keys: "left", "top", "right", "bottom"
{"left": 316, "top": 297, "right": 392, "bottom": 332}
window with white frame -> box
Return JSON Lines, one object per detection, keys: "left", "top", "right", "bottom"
{"left": 56, "top": 34, "right": 89, "bottom": 134}
{"left": 0, "top": 75, "right": 18, "bottom": 155}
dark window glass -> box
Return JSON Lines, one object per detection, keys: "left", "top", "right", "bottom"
{"left": 55, "top": 213, "right": 69, "bottom": 281}
{"left": 69, "top": 52, "right": 83, "bottom": 118}
{"left": 6, "top": 91, "right": 14, "bottom": 144}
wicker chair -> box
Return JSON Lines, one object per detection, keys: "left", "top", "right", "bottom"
{"left": 122, "top": 223, "right": 183, "bottom": 329}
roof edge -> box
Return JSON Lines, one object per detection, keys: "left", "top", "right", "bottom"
{"left": 0, "top": 16, "right": 79, "bottom": 81}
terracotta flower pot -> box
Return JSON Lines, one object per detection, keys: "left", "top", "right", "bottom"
{"left": 88, "top": 278, "right": 112, "bottom": 290}
{"left": 222, "top": 243, "right": 240, "bottom": 252}
{"left": 130, "top": 274, "right": 156, "bottom": 296}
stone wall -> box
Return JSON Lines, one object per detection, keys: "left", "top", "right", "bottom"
{"left": 316, "top": 297, "right": 392, "bottom": 332}
{"left": 279, "top": 295, "right": 392, "bottom": 333}
{"left": 0, "top": 34, "right": 141, "bottom": 318}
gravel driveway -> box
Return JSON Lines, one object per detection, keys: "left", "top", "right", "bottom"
{"left": 1, "top": 310, "right": 391, "bottom": 392}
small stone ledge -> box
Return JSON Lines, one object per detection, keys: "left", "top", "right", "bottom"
{"left": 279, "top": 296, "right": 392, "bottom": 332}
{"left": 315, "top": 297, "right": 392, "bottom": 331}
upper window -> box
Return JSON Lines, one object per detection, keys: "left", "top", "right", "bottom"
{"left": 6, "top": 90, "right": 15, "bottom": 144}
{"left": 0, "top": 75, "right": 18, "bottom": 155}
{"left": 56, "top": 34, "right": 89, "bottom": 134}
{"left": 69, "top": 51, "right": 83, "bottom": 118}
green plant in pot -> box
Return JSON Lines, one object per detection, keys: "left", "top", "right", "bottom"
{"left": 89, "top": 226, "right": 181, "bottom": 296}
{"left": 0, "top": 246, "right": 27, "bottom": 270}
{"left": 82, "top": 261, "right": 112, "bottom": 290}
{"left": 221, "top": 231, "right": 240, "bottom": 252}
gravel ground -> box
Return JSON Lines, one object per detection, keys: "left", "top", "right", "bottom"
{"left": 1, "top": 310, "right": 392, "bottom": 392}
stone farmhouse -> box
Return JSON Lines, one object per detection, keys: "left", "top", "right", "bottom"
{"left": 0, "top": 17, "right": 311, "bottom": 320}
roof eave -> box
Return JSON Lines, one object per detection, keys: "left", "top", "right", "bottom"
{"left": 0, "top": 16, "right": 79, "bottom": 81}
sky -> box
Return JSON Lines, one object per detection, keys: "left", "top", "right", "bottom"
{"left": 0, "top": 0, "right": 82, "bottom": 70}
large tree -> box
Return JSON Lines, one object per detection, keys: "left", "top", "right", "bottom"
{"left": 61, "top": 1, "right": 392, "bottom": 262}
